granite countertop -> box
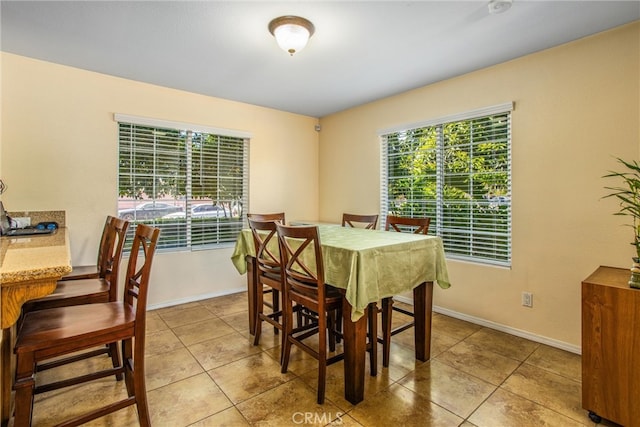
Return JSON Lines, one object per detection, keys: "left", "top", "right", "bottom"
{"left": 0, "top": 228, "right": 72, "bottom": 285}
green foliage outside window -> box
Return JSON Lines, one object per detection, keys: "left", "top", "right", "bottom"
{"left": 384, "top": 112, "right": 511, "bottom": 265}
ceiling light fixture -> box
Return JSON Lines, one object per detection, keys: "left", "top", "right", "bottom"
{"left": 488, "top": 0, "right": 513, "bottom": 14}
{"left": 268, "top": 15, "right": 315, "bottom": 56}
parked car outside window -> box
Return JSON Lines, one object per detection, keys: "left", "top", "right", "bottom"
{"left": 118, "top": 202, "right": 183, "bottom": 220}
{"left": 162, "top": 204, "right": 225, "bottom": 219}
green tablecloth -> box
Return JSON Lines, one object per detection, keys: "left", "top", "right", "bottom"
{"left": 231, "top": 224, "right": 451, "bottom": 321}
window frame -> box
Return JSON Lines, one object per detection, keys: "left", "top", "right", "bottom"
{"left": 379, "top": 102, "right": 513, "bottom": 267}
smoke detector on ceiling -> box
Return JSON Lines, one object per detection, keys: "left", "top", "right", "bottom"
{"left": 488, "top": 0, "right": 513, "bottom": 14}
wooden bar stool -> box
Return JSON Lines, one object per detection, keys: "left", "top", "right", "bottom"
{"left": 13, "top": 224, "right": 160, "bottom": 427}
{"left": 276, "top": 224, "right": 378, "bottom": 404}
{"left": 20, "top": 216, "right": 130, "bottom": 378}
{"left": 248, "top": 218, "right": 285, "bottom": 351}
{"left": 247, "top": 213, "right": 286, "bottom": 336}
{"left": 338, "top": 213, "right": 379, "bottom": 344}
{"left": 380, "top": 214, "right": 431, "bottom": 367}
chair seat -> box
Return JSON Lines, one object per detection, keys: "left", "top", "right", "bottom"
{"left": 22, "top": 279, "right": 110, "bottom": 311}
{"left": 325, "top": 285, "right": 341, "bottom": 296}
{"left": 262, "top": 270, "right": 282, "bottom": 282}
{"left": 16, "top": 303, "right": 135, "bottom": 354}
{"left": 325, "top": 285, "right": 343, "bottom": 303}
{"left": 49, "top": 279, "right": 109, "bottom": 300}
{"left": 61, "top": 264, "right": 100, "bottom": 281}
{"left": 293, "top": 285, "right": 342, "bottom": 312}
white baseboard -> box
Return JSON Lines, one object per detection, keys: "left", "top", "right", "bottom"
{"left": 393, "top": 295, "right": 581, "bottom": 355}
{"left": 148, "top": 288, "right": 245, "bottom": 311}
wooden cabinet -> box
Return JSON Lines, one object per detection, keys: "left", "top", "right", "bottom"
{"left": 582, "top": 266, "right": 640, "bottom": 426}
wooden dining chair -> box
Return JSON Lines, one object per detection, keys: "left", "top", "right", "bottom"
{"left": 276, "top": 224, "right": 378, "bottom": 404}
{"left": 342, "top": 213, "right": 379, "bottom": 229}
{"left": 247, "top": 212, "right": 286, "bottom": 332}
{"left": 248, "top": 218, "right": 285, "bottom": 350}
{"left": 59, "top": 215, "right": 112, "bottom": 281}
{"left": 380, "top": 214, "right": 431, "bottom": 367}
{"left": 20, "top": 216, "right": 130, "bottom": 377}
{"left": 13, "top": 224, "right": 160, "bottom": 427}
{"left": 337, "top": 212, "right": 379, "bottom": 342}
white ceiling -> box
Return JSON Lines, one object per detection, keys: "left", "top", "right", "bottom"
{"left": 1, "top": 1, "right": 639, "bottom": 118}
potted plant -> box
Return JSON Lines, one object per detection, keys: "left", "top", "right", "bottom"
{"left": 603, "top": 157, "right": 640, "bottom": 288}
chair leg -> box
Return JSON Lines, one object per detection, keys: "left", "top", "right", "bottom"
{"left": 317, "top": 359, "right": 327, "bottom": 405}
{"left": 367, "top": 302, "right": 378, "bottom": 376}
{"left": 279, "top": 297, "right": 288, "bottom": 365}
{"left": 317, "top": 314, "right": 327, "bottom": 405}
{"left": 272, "top": 289, "right": 280, "bottom": 335}
{"left": 118, "top": 336, "right": 150, "bottom": 427}
{"left": 109, "top": 342, "right": 124, "bottom": 381}
{"left": 13, "top": 352, "right": 36, "bottom": 427}
{"left": 280, "top": 302, "right": 294, "bottom": 372}
{"left": 381, "top": 297, "right": 393, "bottom": 368}
{"left": 335, "top": 307, "right": 343, "bottom": 343}
{"left": 132, "top": 339, "right": 151, "bottom": 427}
{"left": 122, "top": 338, "right": 135, "bottom": 397}
{"left": 296, "top": 305, "right": 303, "bottom": 328}
{"left": 253, "top": 284, "right": 265, "bottom": 346}
{"left": 328, "top": 310, "right": 336, "bottom": 352}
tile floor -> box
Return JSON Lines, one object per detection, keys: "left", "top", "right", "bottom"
{"left": 27, "top": 292, "right": 612, "bottom": 426}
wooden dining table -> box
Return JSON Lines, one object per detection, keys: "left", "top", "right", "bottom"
{"left": 231, "top": 222, "right": 451, "bottom": 405}
{"left": 0, "top": 229, "right": 72, "bottom": 426}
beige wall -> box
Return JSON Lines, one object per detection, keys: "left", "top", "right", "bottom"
{"left": 318, "top": 22, "right": 640, "bottom": 350}
{"left": 0, "top": 52, "right": 319, "bottom": 306}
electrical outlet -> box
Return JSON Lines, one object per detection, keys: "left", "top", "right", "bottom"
{"left": 522, "top": 291, "right": 533, "bottom": 308}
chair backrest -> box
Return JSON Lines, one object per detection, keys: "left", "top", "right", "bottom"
{"left": 276, "top": 224, "right": 326, "bottom": 312}
{"left": 248, "top": 219, "right": 282, "bottom": 285}
{"left": 101, "top": 216, "right": 130, "bottom": 302}
{"left": 385, "top": 215, "right": 431, "bottom": 235}
{"left": 247, "top": 212, "right": 286, "bottom": 224}
{"left": 94, "top": 215, "right": 114, "bottom": 274}
{"left": 342, "top": 213, "right": 379, "bottom": 230}
{"left": 124, "top": 224, "right": 161, "bottom": 337}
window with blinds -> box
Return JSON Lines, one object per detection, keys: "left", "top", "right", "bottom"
{"left": 116, "top": 115, "right": 249, "bottom": 251}
{"left": 380, "top": 103, "right": 512, "bottom": 266}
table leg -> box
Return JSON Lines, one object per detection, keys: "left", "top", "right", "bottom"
{"left": 413, "top": 281, "right": 434, "bottom": 361}
{"left": 1, "top": 328, "right": 11, "bottom": 427}
{"left": 342, "top": 297, "right": 367, "bottom": 405}
{"left": 245, "top": 255, "right": 258, "bottom": 335}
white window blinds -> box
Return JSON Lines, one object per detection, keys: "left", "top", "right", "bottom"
{"left": 117, "top": 116, "right": 249, "bottom": 251}
{"left": 380, "top": 104, "right": 512, "bottom": 266}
